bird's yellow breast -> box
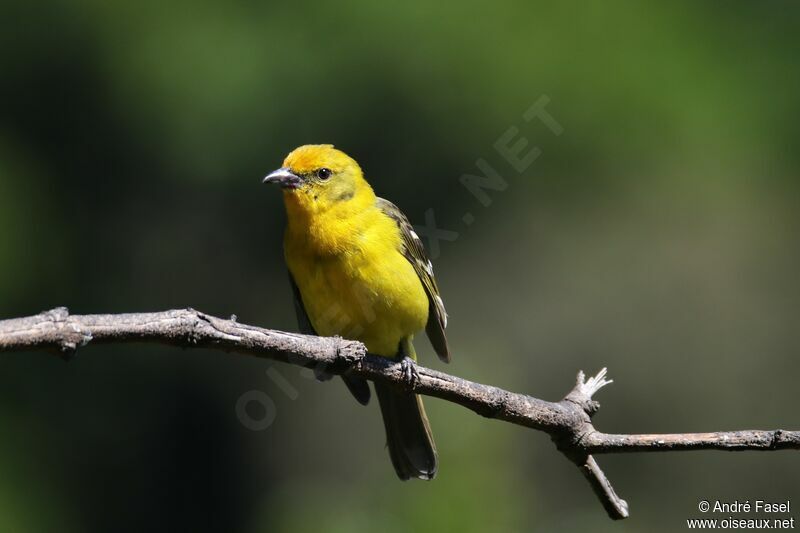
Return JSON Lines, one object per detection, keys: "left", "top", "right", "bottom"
{"left": 284, "top": 202, "right": 428, "bottom": 357}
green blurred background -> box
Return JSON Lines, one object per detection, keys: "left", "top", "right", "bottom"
{"left": 1, "top": 1, "right": 799, "bottom": 531}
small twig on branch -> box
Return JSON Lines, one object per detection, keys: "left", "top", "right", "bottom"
{"left": 1, "top": 307, "right": 798, "bottom": 520}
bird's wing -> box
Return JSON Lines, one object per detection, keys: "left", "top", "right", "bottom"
{"left": 288, "top": 272, "right": 371, "bottom": 405}
{"left": 288, "top": 271, "right": 317, "bottom": 336}
{"left": 376, "top": 197, "right": 450, "bottom": 363}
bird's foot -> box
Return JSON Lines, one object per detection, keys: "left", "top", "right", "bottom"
{"left": 399, "top": 356, "right": 420, "bottom": 391}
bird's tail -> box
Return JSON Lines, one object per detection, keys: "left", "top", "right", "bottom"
{"left": 375, "top": 383, "right": 438, "bottom": 480}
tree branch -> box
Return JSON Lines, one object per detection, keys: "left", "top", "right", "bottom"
{"left": 2, "top": 307, "right": 798, "bottom": 520}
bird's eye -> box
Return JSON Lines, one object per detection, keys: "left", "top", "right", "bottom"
{"left": 317, "top": 168, "right": 332, "bottom": 180}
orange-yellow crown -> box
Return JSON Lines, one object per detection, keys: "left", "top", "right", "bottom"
{"left": 283, "top": 144, "right": 361, "bottom": 175}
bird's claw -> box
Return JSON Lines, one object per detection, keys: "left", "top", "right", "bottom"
{"left": 400, "top": 356, "right": 420, "bottom": 391}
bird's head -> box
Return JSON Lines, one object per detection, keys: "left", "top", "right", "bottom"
{"left": 263, "top": 144, "right": 372, "bottom": 215}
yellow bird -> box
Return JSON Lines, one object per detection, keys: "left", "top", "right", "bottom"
{"left": 263, "top": 144, "right": 450, "bottom": 480}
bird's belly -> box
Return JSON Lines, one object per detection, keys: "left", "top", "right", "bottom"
{"left": 291, "top": 251, "right": 428, "bottom": 357}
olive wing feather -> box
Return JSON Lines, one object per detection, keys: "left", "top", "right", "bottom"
{"left": 376, "top": 197, "right": 451, "bottom": 363}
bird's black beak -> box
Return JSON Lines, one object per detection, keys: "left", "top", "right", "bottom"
{"left": 262, "top": 168, "right": 302, "bottom": 189}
